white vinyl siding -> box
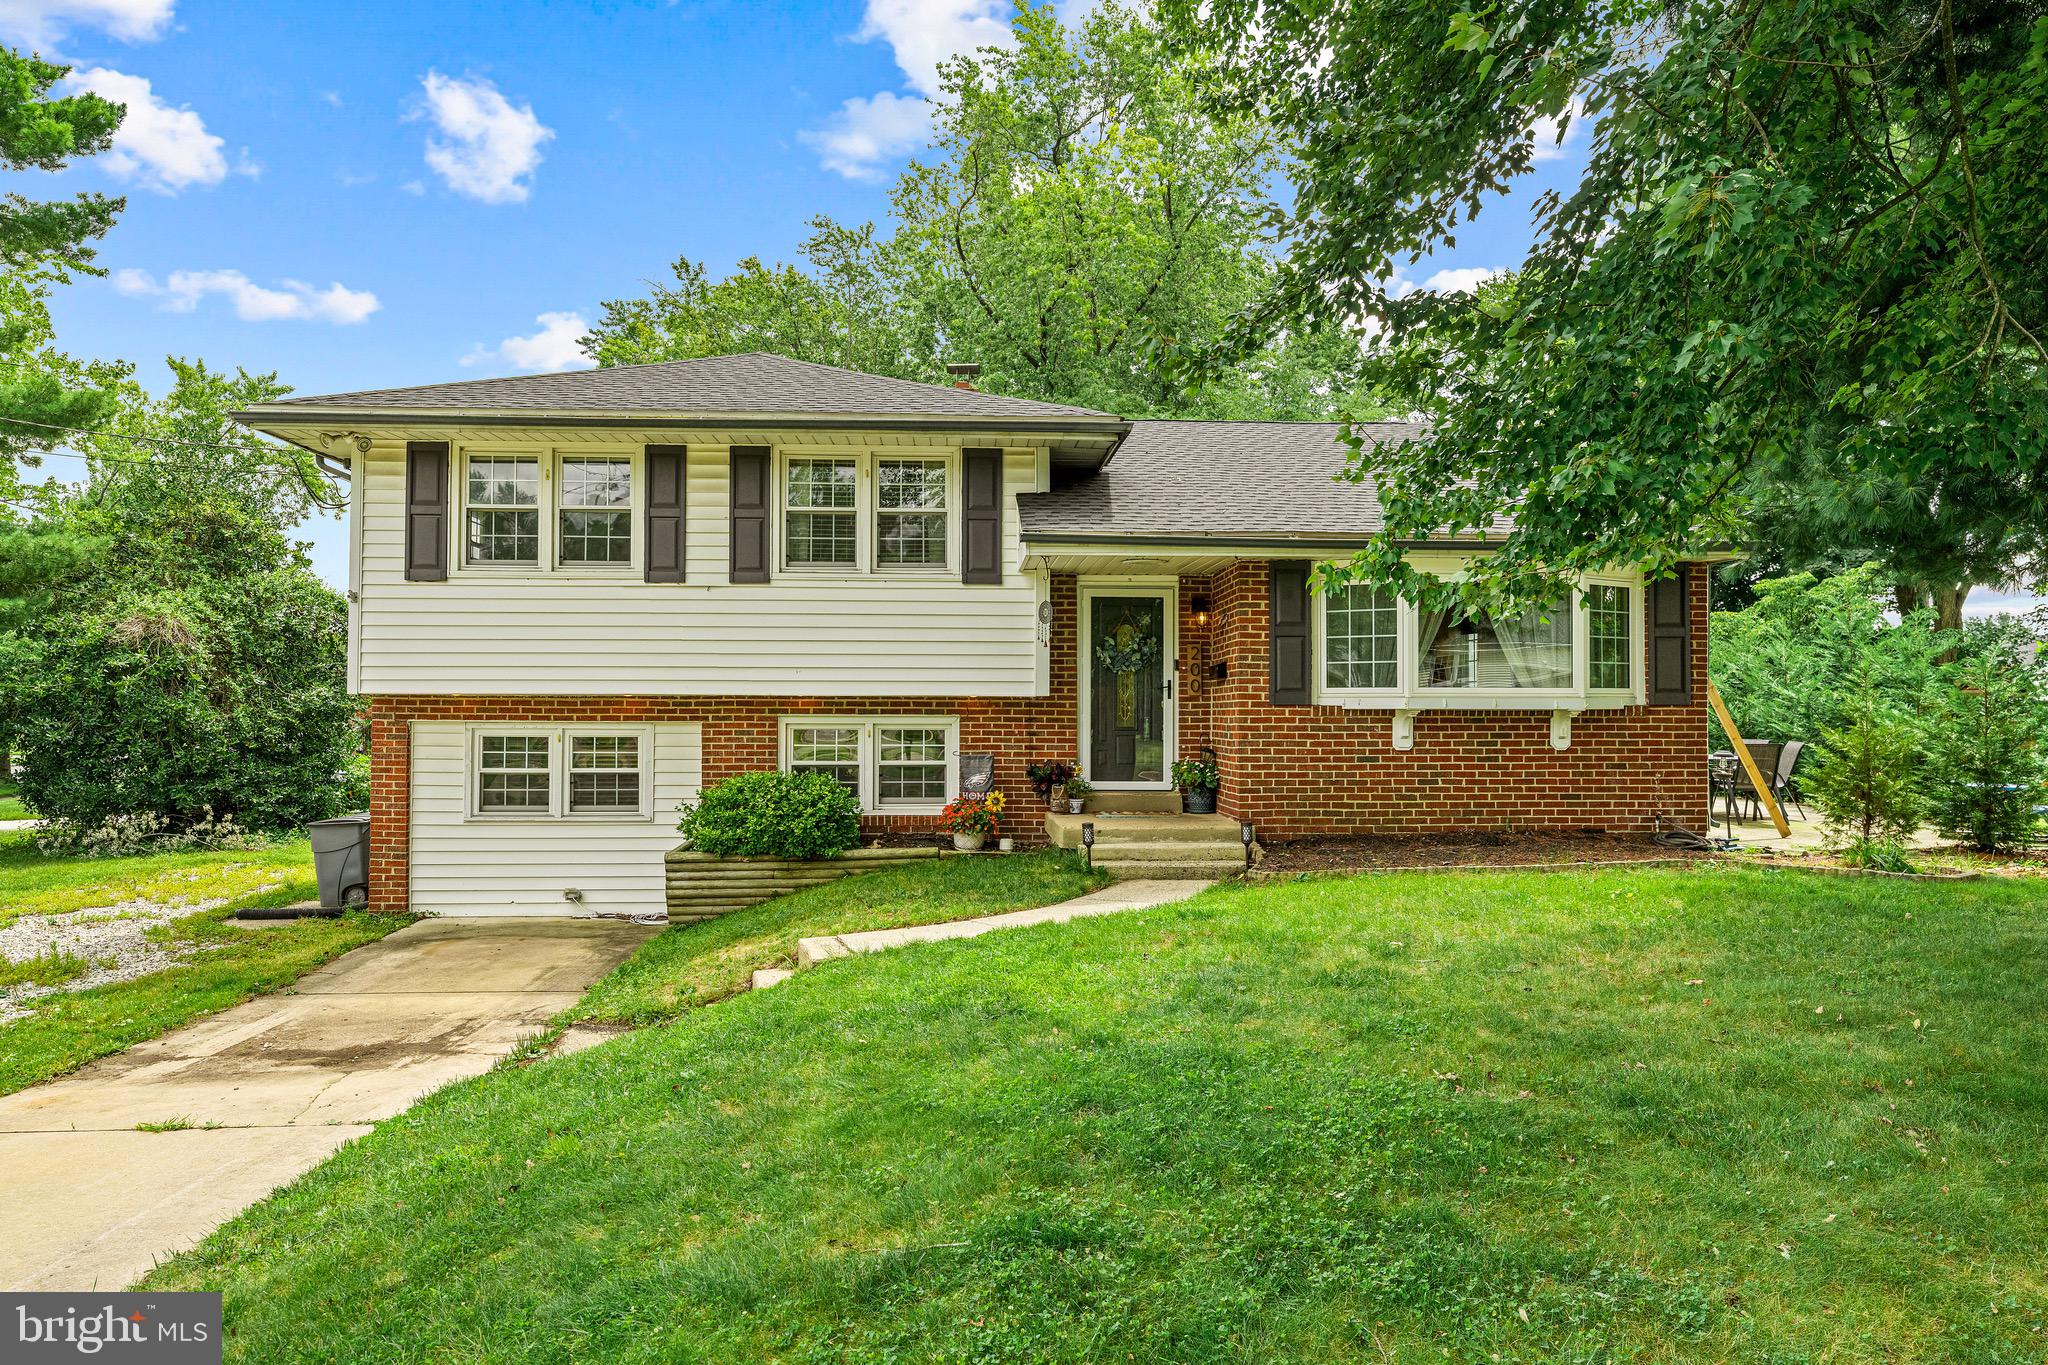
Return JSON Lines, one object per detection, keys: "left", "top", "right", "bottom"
{"left": 409, "top": 721, "right": 700, "bottom": 916}
{"left": 352, "top": 434, "right": 1045, "bottom": 696}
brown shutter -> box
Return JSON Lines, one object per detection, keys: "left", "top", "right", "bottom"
{"left": 1648, "top": 566, "right": 1692, "bottom": 704}
{"left": 404, "top": 441, "right": 449, "bottom": 582}
{"left": 961, "top": 447, "right": 1003, "bottom": 584}
{"left": 1269, "top": 559, "right": 1313, "bottom": 705}
{"left": 728, "top": 445, "right": 771, "bottom": 584}
{"left": 644, "top": 444, "right": 686, "bottom": 583}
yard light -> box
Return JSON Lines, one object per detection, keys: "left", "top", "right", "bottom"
{"left": 1241, "top": 821, "right": 1255, "bottom": 873}
{"left": 1081, "top": 820, "right": 1095, "bottom": 871}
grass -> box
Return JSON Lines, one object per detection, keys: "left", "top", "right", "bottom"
{"left": 0, "top": 830, "right": 320, "bottom": 926}
{"left": 0, "top": 836, "right": 409, "bottom": 1094}
{"left": 146, "top": 863, "right": 2048, "bottom": 1362}
{"left": 0, "top": 946, "right": 88, "bottom": 990}
{"left": 571, "top": 849, "right": 1105, "bottom": 1025}
{"left": 135, "top": 1116, "right": 222, "bottom": 1133}
{"left": 0, "top": 776, "right": 28, "bottom": 823}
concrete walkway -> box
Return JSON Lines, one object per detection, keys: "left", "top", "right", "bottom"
{"left": 792, "top": 878, "right": 1214, "bottom": 969}
{"left": 0, "top": 916, "right": 654, "bottom": 1291}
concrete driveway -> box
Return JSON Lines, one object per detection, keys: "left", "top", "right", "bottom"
{"left": 0, "top": 916, "right": 656, "bottom": 1291}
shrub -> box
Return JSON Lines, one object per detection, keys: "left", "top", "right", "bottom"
{"left": 14, "top": 567, "right": 356, "bottom": 834}
{"left": 1806, "top": 674, "right": 1923, "bottom": 848}
{"left": 1921, "top": 654, "right": 2047, "bottom": 852}
{"left": 1838, "top": 837, "right": 1917, "bottom": 873}
{"left": 676, "top": 771, "right": 861, "bottom": 859}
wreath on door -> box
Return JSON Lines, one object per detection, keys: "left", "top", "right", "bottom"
{"left": 1093, "top": 627, "right": 1160, "bottom": 676}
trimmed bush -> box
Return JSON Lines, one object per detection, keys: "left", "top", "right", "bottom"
{"left": 676, "top": 771, "right": 861, "bottom": 859}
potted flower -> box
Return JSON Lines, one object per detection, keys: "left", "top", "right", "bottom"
{"left": 938, "top": 789, "right": 1004, "bottom": 851}
{"left": 1059, "top": 776, "right": 1093, "bottom": 814}
{"left": 1026, "top": 759, "right": 1076, "bottom": 807}
{"left": 1171, "top": 758, "right": 1221, "bottom": 814}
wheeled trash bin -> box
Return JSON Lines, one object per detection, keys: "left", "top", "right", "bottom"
{"left": 308, "top": 813, "right": 371, "bottom": 909}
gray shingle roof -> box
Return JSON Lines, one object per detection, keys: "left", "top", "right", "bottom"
{"left": 1017, "top": 419, "right": 1436, "bottom": 541}
{"left": 271, "top": 352, "right": 1117, "bottom": 422}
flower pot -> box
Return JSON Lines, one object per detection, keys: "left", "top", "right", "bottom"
{"left": 997, "top": 837, "right": 1014, "bottom": 853}
{"left": 1182, "top": 786, "right": 1218, "bottom": 814}
{"left": 952, "top": 832, "right": 987, "bottom": 852}
{"left": 1066, "top": 798, "right": 1086, "bottom": 814}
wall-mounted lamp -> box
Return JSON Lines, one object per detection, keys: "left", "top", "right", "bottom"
{"left": 1240, "top": 821, "right": 1255, "bottom": 873}
{"left": 1080, "top": 820, "right": 1096, "bottom": 871}
{"left": 1191, "top": 594, "right": 1212, "bottom": 628}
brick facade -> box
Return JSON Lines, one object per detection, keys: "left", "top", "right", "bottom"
{"left": 366, "top": 567, "right": 1708, "bottom": 911}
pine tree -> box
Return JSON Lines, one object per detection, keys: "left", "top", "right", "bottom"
{"left": 1922, "top": 655, "right": 2048, "bottom": 852}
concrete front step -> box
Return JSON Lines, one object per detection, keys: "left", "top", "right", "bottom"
{"left": 1083, "top": 839, "right": 1253, "bottom": 862}
{"left": 1094, "top": 859, "right": 1247, "bottom": 880}
{"left": 1045, "top": 812, "right": 1247, "bottom": 848}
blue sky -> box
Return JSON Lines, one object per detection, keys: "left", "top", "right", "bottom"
{"left": 14, "top": 0, "right": 2035, "bottom": 616}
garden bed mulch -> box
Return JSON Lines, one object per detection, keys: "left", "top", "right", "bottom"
{"left": 1252, "top": 831, "right": 1710, "bottom": 877}
{"left": 1731, "top": 846, "right": 2048, "bottom": 880}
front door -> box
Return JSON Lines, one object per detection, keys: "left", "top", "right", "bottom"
{"left": 1084, "top": 589, "right": 1174, "bottom": 786}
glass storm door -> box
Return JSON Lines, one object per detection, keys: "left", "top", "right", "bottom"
{"left": 1086, "top": 591, "right": 1171, "bottom": 784}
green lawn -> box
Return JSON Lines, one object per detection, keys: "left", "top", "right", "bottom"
{"left": 0, "top": 775, "right": 29, "bottom": 822}
{"left": 573, "top": 849, "right": 1104, "bottom": 1026}
{"left": 151, "top": 865, "right": 2047, "bottom": 1362}
{"left": 0, "top": 833, "right": 408, "bottom": 1093}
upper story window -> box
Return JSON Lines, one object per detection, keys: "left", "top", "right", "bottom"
{"left": 1418, "top": 602, "right": 1572, "bottom": 690}
{"left": 558, "top": 459, "right": 633, "bottom": 566}
{"left": 458, "top": 449, "right": 638, "bottom": 574}
{"left": 465, "top": 456, "right": 541, "bottom": 566}
{"left": 877, "top": 460, "right": 948, "bottom": 569}
{"left": 1324, "top": 583, "right": 1399, "bottom": 690}
{"left": 778, "top": 452, "right": 958, "bottom": 575}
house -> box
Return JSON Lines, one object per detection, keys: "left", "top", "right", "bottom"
{"left": 233, "top": 352, "right": 1710, "bottom": 916}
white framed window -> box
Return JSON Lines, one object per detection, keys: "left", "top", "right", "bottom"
{"left": 776, "top": 451, "right": 962, "bottom": 576}
{"left": 1586, "top": 582, "right": 1636, "bottom": 692}
{"left": 567, "top": 733, "right": 644, "bottom": 815}
{"left": 558, "top": 458, "right": 634, "bottom": 567}
{"left": 1315, "top": 565, "right": 1645, "bottom": 707}
{"left": 455, "top": 449, "right": 640, "bottom": 575}
{"left": 778, "top": 716, "right": 959, "bottom": 813}
{"left": 466, "top": 726, "right": 654, "bottom": 820}
{"left": 464, "top": 455, "right": 541, "bottom": 567}
{"left": 783, "top": 457, "right": 859, "bottom": 568}
{"left": 1323, "top": 583, "right": 1400, "bottom": 691}
{"left": 876, "top": 459, "right": 949, "bottom": 570}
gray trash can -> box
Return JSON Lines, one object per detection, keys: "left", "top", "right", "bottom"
{"left": 309, "top": 813, "right": 371, "bottom": 909}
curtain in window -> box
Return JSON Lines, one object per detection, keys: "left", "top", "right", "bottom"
{"left": 1491, "top": 603, "right": 1572, "bottom": 688}
{"left": 1414, "top": 607, "right": 1449, "bottom": 686}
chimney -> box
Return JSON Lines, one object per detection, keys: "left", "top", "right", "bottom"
{"left": 946, "top": 361, "right": 980, "bottom": 390}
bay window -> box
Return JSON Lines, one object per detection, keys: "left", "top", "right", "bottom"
{"left": 779, "top": 716, "right": 958, "bottom": 813}
{"left": 1317, "top": 571, "right": 1644, "bottom": 705}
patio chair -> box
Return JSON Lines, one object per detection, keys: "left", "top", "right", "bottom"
{"left": 958, "top": 752, "right": 996, "bottom": 800}
{"left": 1773, "top": 739, "right": 1808, "bottom": 820}
{"left": 1729, "top": 740, "right": 1783, "bottom": 822}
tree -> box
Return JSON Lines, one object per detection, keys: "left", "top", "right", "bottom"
{"left": 1804, "top": 673, "right": 1925, "bottom": 859}
{"left": 0, "top": 45, "right": 128, "bottom": 501}
{"left": 1166, "top": 0, "right": 2048, "bottom": 614}
{"left": 587, "top": 2, "right": 1379, "bottom": 419}
{"left": 1921, "top": 653, "right": 2047, "bottom": 852}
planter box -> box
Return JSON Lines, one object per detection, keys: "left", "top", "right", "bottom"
{"left": 664, "top": 845, "right": 945, "bottom": 922}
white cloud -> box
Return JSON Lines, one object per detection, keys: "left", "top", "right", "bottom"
{"left": 802, "top": 0, "right": 1013, "bottom": 180}
{"left": 413, "top": 71, "right": 552, "bottom": 204}
{"left": 0, "top": 0, "right": 173, "bottom": 46}
{"left": 113, "top": 267, "right": 380, "bottom": 324}
{"left": 1382, "top": 265, "right": 1504, "bottom": 302}
{"left": 799, "top": 91, "right": 931, "bottom": 182}
{"left": 1529, "top": 97, "right": 1587, "bottom": 163}
{"left": 62, "top": 67, "right": 225, "bottom": 193}
{"left": 462, "top": 311, "right": 592, "bottom": 373}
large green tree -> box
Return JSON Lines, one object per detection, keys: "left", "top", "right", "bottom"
{"left": 587, "top": 2, "right": 1377, "bottom": 418}
{"left": 0, "top": 46, "right": 127, "bottom": 501}
{"left": 1166, "top": 0, "right": 2048, "bottom": 613}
